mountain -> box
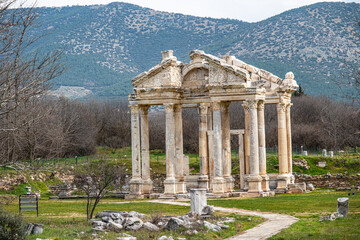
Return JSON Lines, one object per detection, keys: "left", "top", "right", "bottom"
{"left": 29, "top": 2, "right": 360, "bottom": 99}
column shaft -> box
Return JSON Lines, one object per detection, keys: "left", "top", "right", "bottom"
{"left": 199, "top": 103, "right": 209, "bottom": 189}
{"left": 286, "top": 103, "right": 293, "bottom": 183}
{"left": 129, "top": 105, "right": 142, "bottom": 196}
{"left": 175, "top": 104, "right": 186, "bottom": 193}
{"left": 257, "top": 101, "right": 269, "bottom": 191}
{"left": 140, "top": 105, "right": 152, "bottom": 194}
{"left": 212, "top": 102, "right": 225, "bottom": 194}
{"left": 277, "top": 103, "right": 288, "bottom": 174}
{"left": 221, "top": 102, "right": 233, "bottom": 192}
{"left": 164, "top": 103, "right": 176, "bottom": 195}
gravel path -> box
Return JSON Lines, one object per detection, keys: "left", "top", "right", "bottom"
{"left": 149, "top": 200, "right": 299, "bottom": 240}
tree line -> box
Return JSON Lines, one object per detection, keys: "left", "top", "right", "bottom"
{"left": 0, "top": 95, "right": 359, "bottom": 163}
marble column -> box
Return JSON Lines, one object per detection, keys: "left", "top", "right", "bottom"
{"left": 175, "top": 104, "right": 186, "bottom": 193}
{"left": 140, "top": 105, "right": 152, "bottom": 194}
{"left": 207, "top": 107, "right": 214, "bottom": 189}
{"left": 221, "top": 102, "right": 234, "bottom": 192}
{"left": 238, "top": 133, "right": 245, "bottom": 190}
{"left": 198, "top": 103, "right": 209, "bottom": 189}
{"left": 286, "top": 103, "right": 294, "bottom": 184}
{"left": 242, "top": 102, "right": 251, "bottom": 190}
{"left": 129, "top": 105, "right": 143, "bottom": 196}
{"left": 277, "top": 102, "right": 290, "bottom": 190}
{"left": 257, "top": 101, "right": 269, "bottom": 191}
{"left": 246, "top": 100, "right": 263, "bottom": 193}
{"left": 164, "top": 103, "right": 176, "bottom": 195}
{"left": 212, "top": 101, "right": 225, "bottom": 194}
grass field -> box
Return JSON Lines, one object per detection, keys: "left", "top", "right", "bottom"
{"left": 3, "top": 199, "right": 263, "bottom": 240}
{"left": 209, "top": 189, "right": 360, "bottom": 240}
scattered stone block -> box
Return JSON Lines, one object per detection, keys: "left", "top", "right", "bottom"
{"left": 307, "top": 183, "right": 315, "bottom": 191}
{"left": 317, "top": 162, "right": 327, "bottom": 168}
{"left": 143, "top": 222, "right": 160, "bottom": 232}
{"left": 322, "top": 149, "right": 327, "bottom": 157}
{"left": 201, "top": 205, "right": 215, "bottom": 215}
{"left": 190, "top": 188, "right": 207, "bottom": 215}
{"left": 337, "top": 198, "right": 349, "bottom": 217}
{"left": 329, "top": 151, "right": 334, "bottom": 157}
{"left": 157, "top": 236, "right": 174, "bottom": 240}
{"left": 32, "top": 224, "right": 44, "bottom": 235}
{"left": 166, "top": 217, "right": 185, "bottom": 231}
{"left": 116, "top": 233, "right": 136, "bottom": 240}
{"left": 107, "top": 222, "right": 123, "bottom": 232}
{"left": 203, "top": 221, "right": 221, "bottom": 232}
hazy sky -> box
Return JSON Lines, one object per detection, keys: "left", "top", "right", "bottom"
{"left": 22, "top": 0, "right": 359, "bottom": 22}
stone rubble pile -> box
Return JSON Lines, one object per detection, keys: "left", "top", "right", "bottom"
{"left": 293, "top": 159, "right": 310, "bottom": 169}
{"left": 92, "top": 206, "right": 233, "bottom": 237}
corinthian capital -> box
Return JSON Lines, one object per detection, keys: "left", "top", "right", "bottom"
{"left": 129, "top": 104, "right": 139, "bottom": 114}
{"left": 277, "top": 102, "right": 287, "bottom": 113}
{"left": 257, "top": 100, "right": 265, "bottom": 111}
{"left": 245, "top": 100, "right": 258, "bottom": 110}
{"left": 164, "top": 103, "right": 175, "bottom": 113}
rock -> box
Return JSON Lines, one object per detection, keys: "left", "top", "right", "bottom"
{"left": 307, "top": 183, "right": 315, "bottom": 191}
{"left": 102, "top": 216, "right": 111, "bottom": 222}
{"left": 157, "top": 236, "right": 174, "bottom": 240}
{"left": 25, "top": 223, "right": 34, "bottom": 236}
{"left": 116, "top": 233, "right": 137, "bottom": 240}
{"left": 110, "top": 213, "right": 122, "bottom": 220}
{"left": 185, "top": 229, "right": 198, "bottom": 235}
{"left": 108, "top": 221, "right": 123, "bottom": 232}
{"left": 92, "top": 226, "right": 105, "bottom": 232}
{"left": 221, "top": 217, "right": 235, "bottom": 223}
{"left": 128, "top": 211, "right": 147, "bottom": 219}
{"left": 166, "top": 217, "right": 185, "bottom": 231}
{"left": 92, "top": 220, "right": 106, "bottom": 227}
{"left": 32, "top": 224, "right": 44, "bottom": 235}
{"left": 143, "top": 222, "right": 160, "bottom": 232}
{"left": 203, "top": 221, "right": 221, "bottom": 232}
{"left": 217, "top": 223, "right": 230, "bottom": 229}
{"left": 337, "top": 197, "right": 349, "bottom": 217}
{"left": 124, "top": 217, "right": 143, "bottom": 231}
{"left": 201, "top": 205, "right": 215, "bottom": 215}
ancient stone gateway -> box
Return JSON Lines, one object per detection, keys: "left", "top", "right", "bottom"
{"left": 128, "top": 50, "right": 298, "bottom": 198}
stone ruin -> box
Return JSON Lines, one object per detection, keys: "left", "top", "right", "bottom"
{"left": 127, "top": 50, "right": 298, "bottom": 198}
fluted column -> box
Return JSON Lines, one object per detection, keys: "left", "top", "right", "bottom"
{"left": 257, "top": 101, "right": 269, "bottom": 191}
{"left": 221, "top": 102, "right": 233, "bottom": 192}
{"left": 140, "top": 105, "right": 152, "bottom": 194}
{"left": 129, "top": 104, "right": 143, "bottom": 196}
{"left": 212, "top": 101, "right": 225, "bottom": 194}
{"left": 198, "top": 103, "right": 209, "bottom": 189}
{"left": 207, "top": 106, "right": 214, "bottom": 189}
{"left": 164, "top": 103, "right": 176, "bottom": 195}
{"left": 246, "top": 100, "right": 262, "bottom": 193}
{"left": 286, "top": 103, "right": 294, "bottom": 183}
{"left": 242, "top": 102, "right": 251, "bottom": 190}
{"left": 175, "top": 104, "right": 186, "bottom": 193}
{"left": 276, "top": 102, "right": 290, "bottom": 190}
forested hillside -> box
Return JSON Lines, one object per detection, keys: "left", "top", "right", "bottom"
{"left": 29, "top": 2, "right": 360, "bottom": 98}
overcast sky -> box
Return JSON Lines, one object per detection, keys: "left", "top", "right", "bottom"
{"left": 21, "top": 0, "right": 359, "bottom": 22}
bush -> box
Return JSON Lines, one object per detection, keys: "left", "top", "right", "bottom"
{"left": 0, "top": 208, "right": 27, "bottom": 240}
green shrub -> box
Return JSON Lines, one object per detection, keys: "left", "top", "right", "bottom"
{"left": 0, "top": 208, "right": 27, "bottom": 240}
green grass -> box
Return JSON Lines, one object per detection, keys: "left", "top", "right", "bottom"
{"left": 209, "top": 190, "right": 360, "bottom": 239}
{"left": 3, "top": 199, "right": 263, "bottom": 240}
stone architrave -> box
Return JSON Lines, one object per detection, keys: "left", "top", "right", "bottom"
{"left": 164, "top": 103, "right": 176, "bottom": 195}
{"left": 190, "top": 188, "right": 207, "bottom": 215}
{"left": 140, "top": 105, "right": 152, "bottom": 194}
{"left": 129, "top": 105, "right": 143, "bottom": 197}
{"left": 212, "top": 102, "right": 225, "bottom": 194}
{"left": 337, "top": 198, "right": 349, "bottom": 217}
{"left": 198, "top": 103, "right": 209, "bottom": 189}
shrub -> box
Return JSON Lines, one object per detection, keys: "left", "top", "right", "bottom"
{"left": 0, "top": 208, "right": 27, "bottom": 240}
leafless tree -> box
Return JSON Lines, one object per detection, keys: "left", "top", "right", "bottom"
{"left": 73, "top": 160, "right": 124, "bottom": 220}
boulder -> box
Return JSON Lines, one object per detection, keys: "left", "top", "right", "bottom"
{"left": 203, "top": 221, "right": 221, "bottom": 232}
{"left": 166, "top": 217, "right": 185, "bottom": 231}
{"left": 201, "top": 205, "right": 215, "bottom": 215}
{"left": 124, "top": 217, "right": 143, "bottom": 231}
{"left": 143, "top": 222, "right": 160, "bottom": 232}
{"left": 107, "top": 221, "right": 123, "bottom": 232}
{"left": 32, "top": 224, "right": 44, "bottom": 235}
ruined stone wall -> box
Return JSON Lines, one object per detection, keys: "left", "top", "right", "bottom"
{"left": 294, "top": 173, "right": 360, "bottom": 189}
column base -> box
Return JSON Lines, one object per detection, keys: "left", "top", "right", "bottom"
{"left": 212, "top": 177, "right": 225, "bottom": 194}
{"left": 129, "top": 178, "right": 143, "bottom": 195}
{"left": 175, "top": 178, "right": 187, "bottom": 194}
{"left": 244, "top": 174, "right": 250, "bottom": 191}
{"left": 276, "top": 174, "right": 291, "bottom": 191}
{"left": 164, "top": 178, "right": 177, "bottom": 196}
{"left": 142, "top": 179, "right": 153, "bottom": 194}
{"left": 261, "top": 175, "right": 270, "bottom": 192}
{"left": 224, "top": 176, "right": 234, "bottom": 192}
{"left": 198, "top": 175, "right": 209, "bottom": 190}
{"left": 247, "top": 175, "right": 263, "bottom": 193}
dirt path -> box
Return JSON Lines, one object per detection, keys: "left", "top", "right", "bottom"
{"left": 149, "top": 200, "right": 299, "bottom": 240}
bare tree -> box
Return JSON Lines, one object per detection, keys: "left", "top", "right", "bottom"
{"left": 73, "top": 160, "right": 124, "bottom": 220}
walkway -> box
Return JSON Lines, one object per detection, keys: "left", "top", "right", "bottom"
{"left": 149, "top": 200, "right": 299, "bottom": 240}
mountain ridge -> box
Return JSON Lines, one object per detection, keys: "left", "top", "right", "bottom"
{"left": 28, "top": 1, "right": 360, "bottom": 99}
